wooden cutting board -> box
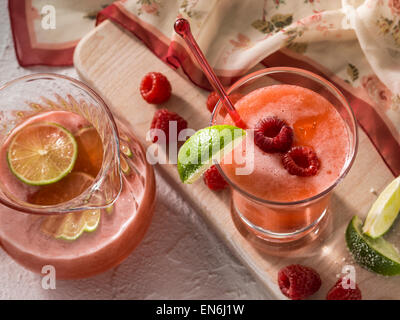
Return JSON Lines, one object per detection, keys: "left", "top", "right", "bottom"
{"left": 74, "top": 20, "right": 399, "bottom": 299}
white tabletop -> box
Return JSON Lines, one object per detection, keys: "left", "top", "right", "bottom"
{"left": 0, "top": 0, "right": 270, "bottom": 300}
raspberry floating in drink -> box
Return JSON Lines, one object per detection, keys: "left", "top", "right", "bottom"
{"left": 220, "top": 84, "right": 349, "bottom": 203}
{"left": 282, "top": 146, "right": 320, "bottom": 177}
{"left": 254, "top": 116, "right": 293, "bottom": 153}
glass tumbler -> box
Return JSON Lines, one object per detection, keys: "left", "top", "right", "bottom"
{"left": 211, "top": 67, "right": 358, "bottom": 252}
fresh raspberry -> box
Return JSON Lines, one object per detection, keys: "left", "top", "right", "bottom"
{"left": 326, "top": 278, "right": 362, "bottom": 300}
{"left": 278, "top": 264, "right": 321, "bottom": 300}
{"left": 282, "top": 146, "right": 320, "bottom": 177}
{"left": 206, "top": 92, "right": 219, "bottom": 113}
{"left": 254, "top": 117, "right": 293, "bottom": 153}
{"left": 203, "top": 165, "right": 228, "bottom": 191}
{"left": 140, "top": 72, "right": 172, "bottom": 104}
{"left": 150, "top": 109, "right": 187, "bottom": 143}
{"left": 206, "top": 91, "right": 243, "bottom": 115}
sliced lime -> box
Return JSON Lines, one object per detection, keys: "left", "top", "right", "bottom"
{"left": 7, "top": 122, "right": 77, "bottom": 185}
{"left": 105, "top": 204, "right": 114, "bottom": 214}
{"left": 363, "top": 176, "right": 400, "bottom": 238}
{"left": 177, "top": 125, "right": 246, "bottom": 184}
{"left": 82, "top": 209, "right": 101, "bottom": 232}
{"left": 42, "top": 209, "right": 101, "bottom": 241}
{"left": 29, "top": 172, "right": 93, "bottom": 205}
{"left": 36, "top": 172, "right": 101, "bottom": 241}
{"left": 120, "top": 156, "right": 131, "bottom": 174}
{"left": 120, "top": 141, "right": 133, "bottom": 158}
{"left": 346, "top": 216, "right": 400, "bottom": 276}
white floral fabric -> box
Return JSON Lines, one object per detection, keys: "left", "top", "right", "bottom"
{"left": 105, "top": 0, "right": 400, "bottom": 136}
{"left": 10, "top": 0, "right": 400, "bottom": 174}
{"left": 97, "top": 0, "right": 400, "bottom": 174}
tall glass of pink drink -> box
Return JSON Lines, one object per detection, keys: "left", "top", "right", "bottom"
{"left": 0, "top": 74, "right": 155, "bottom": 279}
{"left": 211, "top": 68, "right": 357, "bottom": 253}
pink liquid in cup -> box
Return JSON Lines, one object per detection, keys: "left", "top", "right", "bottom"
{"left": 212, "top": 69, "right": 357, "bottom": 247}
{"left": 0, "top": 110, "right": 155, "bottom": 279}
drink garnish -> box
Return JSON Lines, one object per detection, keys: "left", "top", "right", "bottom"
{"left": 254, "top": 117, "right": 293, "bottom": 153}
{"left": 7, "top": 122, "right": 77, "bottom": 185}
{"left": 282, "top": 146, "right": 320, "bottom": 177}
{"left": 120, "top": 141, "right": 133, "bottom": 158}
{"left": 120, "top": 156, "right": 131, "bottom": 174}
{"left": 177, "top": 125, "right": 246, "bottom": 184}
{"left": 42, "top": 209, "right": 100, "bottom": 241}
{"left": 36, "top": 172, "right": 101, "bottom": 241}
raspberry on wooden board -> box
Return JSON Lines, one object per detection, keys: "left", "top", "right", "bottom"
{"left": 278, "top": 264, "right": 321, "bottom": 300}
{"left": 150, "top": 109, "right": 188, "bottom": 143}
{"left": 326, "top": 278, "right": 362, "bottom": 300}
{"left": 140, "top": 72, "right": 172, "bottom": 104}
{"left": 206, "top": 91, "right": 243, "bottom": 115}
{"left": 203, "top": 165, "right": 228, "bottom": 191}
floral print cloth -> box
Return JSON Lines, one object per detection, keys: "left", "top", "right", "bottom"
{"left": 8, "top": 0, "right": 116, "bottom": 66}
{"left": 8, "top": 0, "right": 400, "bottom": 175}
{"left": 97, "top": 0, "right": 400, "bottom": 175}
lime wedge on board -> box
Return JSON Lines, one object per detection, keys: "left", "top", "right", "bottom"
{"left": 346, "top": 216, "right": 400, "bottom": 276}
{"left": 363, "top": 176, "right": 400, "bottom": 238}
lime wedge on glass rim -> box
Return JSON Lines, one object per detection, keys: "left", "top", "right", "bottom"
{"left": 362, "top": 176, "right": 400, "bottom": 238}
{"left": 346, "top": 216, "right": 400, "bottom": 276}
{"left": 177, "top": 125, "right": 246, "bottom": 184}
{"left": 7, "top": 122, "right": 77, "bottom": 186}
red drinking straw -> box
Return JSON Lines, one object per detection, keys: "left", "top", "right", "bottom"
{"left": 174, "top": 18, "right": 247, "bottom": 129}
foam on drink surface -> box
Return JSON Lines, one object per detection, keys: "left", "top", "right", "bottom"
{"left": 221, "top": 85, "right": 350, "bottom": 202}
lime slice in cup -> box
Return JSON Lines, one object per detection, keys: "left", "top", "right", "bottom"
{"left": 41, "top": 209, "right": 101, "bottom": 241}
{"left": 7, "top": 122, "right": 78, "bottom": 186}
{"left": 120, "top": 140, "right": 133, "bottom": 158}
{"left": 120, "top": 156, "right": 131, "bottom": 175}
{"left": 346, "top": 216, "right": 400, "bottom": 276}
{"left": 362, "top": 176, "right": 400, "bottom": 238}
{"left": 177, "top": 125, "right": 246, "bottom": 184}
{"left": 35, "top": 172, "right": 101, "bottom": 241}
